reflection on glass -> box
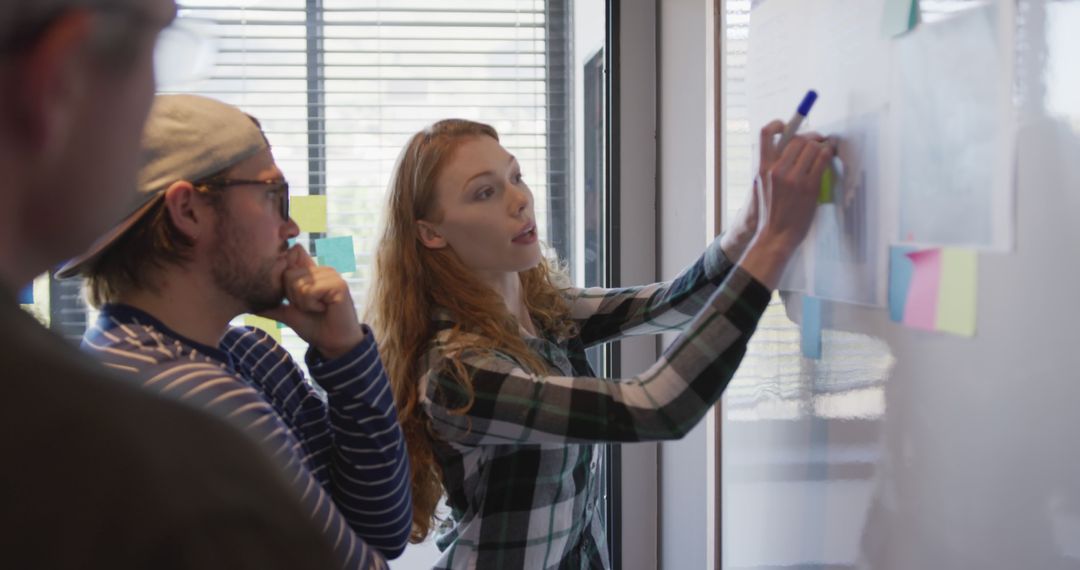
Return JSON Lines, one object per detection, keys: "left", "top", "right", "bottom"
{"left": 722, "top": 2, "right": 901, "bottom": 568}
{"left": 725, "top": 295, "right": 894, "bottom": 422}
{"left": 725, "top": 1, "right": 1080, "bottom": 568}
{"left": 1044, "top": 2, "right": 1080, "bottom": 131}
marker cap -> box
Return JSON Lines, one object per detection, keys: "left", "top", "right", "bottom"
{"left": 797, "top": 90, "right": 818, "bottom": 116}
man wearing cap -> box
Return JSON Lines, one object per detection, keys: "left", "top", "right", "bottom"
{"left": 0, "top": 1, "right": 343, "bottom": 569}
{"left": 64, "top": 94, "right": 412, "bottom": 568}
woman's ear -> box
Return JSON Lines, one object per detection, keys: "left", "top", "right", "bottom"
{"left": 416, "top": 220, "right": 447, "bottom": 249}
{"left": 162, "top": 181, "right": 210, "bottom": 242}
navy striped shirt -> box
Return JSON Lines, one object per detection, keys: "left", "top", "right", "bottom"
{"left": 82, "top": 304, "right": 412, "bottom": 570}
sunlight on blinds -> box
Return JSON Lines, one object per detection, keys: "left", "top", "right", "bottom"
{"left": 167, "top": 0, "right": 562, "bottom": 367}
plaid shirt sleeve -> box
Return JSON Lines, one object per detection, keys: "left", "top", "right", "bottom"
{"left": 566, "top": 235, "right": 737, "bottom": 347}
{"left": 421, "top": 262, "right": 770, "bottom": 446}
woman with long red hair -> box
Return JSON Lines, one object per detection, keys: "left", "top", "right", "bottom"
{"left": 369, "top": 118, "right": 831, "bottom": 569}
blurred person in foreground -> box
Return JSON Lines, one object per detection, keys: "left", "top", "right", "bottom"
{"left": 0, "top": 1, "right": 341, "bottom": 567}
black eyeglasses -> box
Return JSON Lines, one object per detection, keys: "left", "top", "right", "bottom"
{"left": 198, "top": 178, "right": 290, "bottom": 221}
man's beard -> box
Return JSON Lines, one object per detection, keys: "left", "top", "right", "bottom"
{"left": 210, "top": 216, "right": 286, "bottom": 314}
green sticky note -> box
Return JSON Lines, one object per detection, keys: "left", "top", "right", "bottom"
{"left": 290, "top": 195, "right": 328, "bottom": 233}
{"left": 935, "top": 248, "right": 977, "bottom": 337}
{"left": 819, "top": 167, "right": 834, "bottom": 204}
{"left": 244, "top": 315, "right": 283, "bottom": 343}
{"left": 882, "top": 0, "right": 919, "bottom": 37}
{"left": 314, "top": 236, "right": 357, "bottom": 274}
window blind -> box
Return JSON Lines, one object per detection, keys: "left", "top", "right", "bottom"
{"left": 41, "top": 0, "right": 574, "bottom": 362}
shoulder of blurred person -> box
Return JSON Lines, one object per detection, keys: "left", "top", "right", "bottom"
{"left": 0, "top": 2, "right": 340, "bottom": 565}
{"left": 0, "top": 294, "right": 341, "bottom": 569}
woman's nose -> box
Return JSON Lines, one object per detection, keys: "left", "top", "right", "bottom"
{"left": 508, "top": 183, "right": 530, "bottom": 216}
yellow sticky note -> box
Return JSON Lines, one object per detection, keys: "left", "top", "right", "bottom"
{"left": 935, "top": 248, "right": 977, "bottom": 337}
{"left": 243, "top": 315, "right": 283, "bottom": 343}
{"left": 819, "top": 167, "right": 834, "bottom": 204}
{"left": 290, "top": 195, "right": 328, "bottom": 233}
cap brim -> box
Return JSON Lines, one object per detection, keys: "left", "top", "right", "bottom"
{"left": 55, "top": 192, "right": 165, "bottom": 279}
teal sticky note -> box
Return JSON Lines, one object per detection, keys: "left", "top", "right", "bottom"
{"left": 17, "top": 284, "right": 33, "bottom": 304}
{"left": 801, "top": 296, "right": 823, "bottom": 360}
{"left": 314, "top": 236, "right": 356, "bottom": 274}
{"left": 888, "top": 246, "right": 917, "bottom": 322}
{"left": 882, "top": 0, "right": 919, "bottom": 37}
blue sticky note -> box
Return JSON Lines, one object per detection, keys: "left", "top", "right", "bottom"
{"left": 888, "top": 246, "right": 918, "bottom": 322}
{"left": 17, "top": 284, "right": 33, "bottom": 304}
{"left": 314, "top": 236, "right": 356, "bottom": 274}
{"left": 801, "top": 296, "right": 823, "bottom": 360}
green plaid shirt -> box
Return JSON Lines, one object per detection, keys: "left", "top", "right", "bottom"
{"left": 420, "top": 238, "right": 771, "bottom": 569}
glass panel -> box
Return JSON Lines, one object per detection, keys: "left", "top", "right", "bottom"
{"left": 720, "top": 2, "right": 981, "bottom": 569}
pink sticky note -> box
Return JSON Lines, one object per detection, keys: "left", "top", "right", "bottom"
{"left": 902, "top": 249, "right": 942, "bottom": 331}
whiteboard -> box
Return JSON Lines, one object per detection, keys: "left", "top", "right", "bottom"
{"left": 721, "top": 0, "right": 1080, "bottom": 568}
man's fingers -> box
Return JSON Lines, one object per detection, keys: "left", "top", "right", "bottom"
{"left": 288, "top": 292, "right": 327, "bottom": 313}
{"left": 283, "top": 266, "right": 344, "bottom": 313}
{"left": 288, "top": 243, "right": 318, "bottom": 269}
{"left": 282, "top": 268, "right": 320, "bottom": 312}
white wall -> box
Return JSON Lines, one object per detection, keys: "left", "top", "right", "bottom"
{"left": 615, "top": 1, "right": 661, "bottom": 569}
{"left": 656, "top": 0, "right": 719, "bottom": 569}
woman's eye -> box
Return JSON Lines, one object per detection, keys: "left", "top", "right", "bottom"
{"left": 512, "top": 172, "right": 524, "bottom": 184}
{"left": 476, "top": 187, "right": 494, "bottom": 200}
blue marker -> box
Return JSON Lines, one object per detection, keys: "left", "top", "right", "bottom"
{"left": 777, "top": 90, "right": 818, "bottom": 150}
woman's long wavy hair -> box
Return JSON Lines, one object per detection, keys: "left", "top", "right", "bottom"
{"left": 368, "top": 119, "right": 576, "bottom": 542}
